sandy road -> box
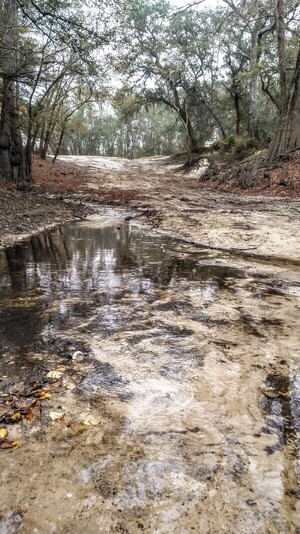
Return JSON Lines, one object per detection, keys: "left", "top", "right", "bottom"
{"left": 57, "top": 154, "right": 300, "bottom": 262}
{"left": 0, "top": 155, "right": 300, "bottom": 533}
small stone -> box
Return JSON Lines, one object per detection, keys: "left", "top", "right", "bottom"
{"left": 72, "top": 351, "right": 85, "bottom": 361}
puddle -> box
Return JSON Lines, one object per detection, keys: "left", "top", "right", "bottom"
{"left": 0, "top": 220, "right": 300, "bottom": 532}
{"left": 0, "top": 222, "right": 242, "bottom": 365}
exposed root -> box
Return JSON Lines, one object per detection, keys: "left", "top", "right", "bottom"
{"left": 195, "top": 149, "right": 300, "bottom": 194}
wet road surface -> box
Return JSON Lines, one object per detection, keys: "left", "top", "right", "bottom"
{"left": 0, "top": 218, "right": 300, "bottom": 533}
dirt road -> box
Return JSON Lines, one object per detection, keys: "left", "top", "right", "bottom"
{"left": 0, "top": 155, "right": 300, "bottom": 533}
{"left": 58, "top": 155, "right": 300, "bottom": 261}
{"left": 1, "top": 154, "right": 300, "bottom": 262}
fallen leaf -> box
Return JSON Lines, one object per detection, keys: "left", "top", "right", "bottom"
{"left": 49, "top": 411, "right": 65, "bottom": 421}
{"left": 82, "top": 418, "right": 100, "bottom": 426}
{"left": 0, "top": 440, "right": 13, "bottom": 449}
{"left": 65, "top": 420, "right": 76, "bottom": 429}
{"left": 36, "top": 392, "right": 51, "bottom": 400}
{"left": 23, "top": 384, "right": 42, "bottom": 397}
{"left": 0, "top": 428, "right": 8, "bottom": 441}
{"left": 24, "top": 411, "right": 34, "bottom": 423}
{"left": 0, "top": 439, "right": 19, "bottom": 450}
{"left": 66, "top": 383, "right": 76, "bottom": 390}
{"left": 75, "top": 428, "right": 88, "bottom": 436}
{"left": 19, "top": 407, "right": 32, "bottom": 415}
{"left": 11, "top": 412, "right": 21, "bottom": 422}
{"left": 43, "top": 379, "right": 63, "bottom": 393}
{"left": 46, "top": 370, "right": 63, "bottom": 379}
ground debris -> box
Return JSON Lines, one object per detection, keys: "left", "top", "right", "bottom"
{"left": 0, "top": 374, "right": 65, "bottom": 449}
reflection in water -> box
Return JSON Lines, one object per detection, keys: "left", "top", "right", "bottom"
{"left": 261, "top": 372, "right": 300, "bottom": 499}
{"left": 0, "top": 221, "right": 241, "bottom": 357}
{"left": 1, "top": 220, "right": 300, "bottom": 532}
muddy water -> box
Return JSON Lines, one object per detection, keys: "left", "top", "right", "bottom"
{"left": 1, "top": 220, "right": 300, "bottom": 533}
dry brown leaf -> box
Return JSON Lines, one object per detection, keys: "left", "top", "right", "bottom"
{"left": 75, "top": 428, "right": 88, "bottom": 436}
{"left": 65, "top": 420, "right": 76, "bottom": 429}
{"left": 0, "top": 439, "right": 19, "bottom": 450}
{"left": 0, "top": 440, "right": 13, "bottom": 449}
{"left": 24, "top": 412, "right": 34, "bottom": 423}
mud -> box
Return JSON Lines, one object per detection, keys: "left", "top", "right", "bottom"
{"left": 0, "top": 215, "right": 300, "bottom": 533}
{"left": 1, "top": 155, "right": 300, "bottom": 265}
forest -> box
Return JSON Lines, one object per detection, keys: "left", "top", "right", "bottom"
{"left": 0, "top": 0, "right": 300, "bottom": 183}
{"left": 2, "top": 2, "right": 300, "bottom": 533}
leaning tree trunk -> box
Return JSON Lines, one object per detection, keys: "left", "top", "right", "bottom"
{"left": 179, "top": 110, "right": 199, "bottom": 153}
{"left": 170, "top": 84, "right": 199, "bottom": 153}
{"left": 0, "top": 0, "right": 30, "bottom": 184}
{"left": 266, "top": 47, "right": 300, "bottom": 162}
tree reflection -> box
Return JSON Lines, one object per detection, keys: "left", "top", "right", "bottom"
{"left": 0, "top": 221, "right": 243, "bottom": 358}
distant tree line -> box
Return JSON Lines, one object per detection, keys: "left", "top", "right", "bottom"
{"left": 60, "top": 103, "right": 185, "bottom": 158}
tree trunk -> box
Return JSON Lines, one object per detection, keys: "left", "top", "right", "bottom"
{"left": 200, "top": 98, "right": 227, "bottom": 140}
{"left": 0, "top": 79, "right": 30, "bottom": 184}
{"left": 227, "top": 61, "right": 244, "bottom": 136}
{"left": 275, "top": 0, "right": 287, "bottom": 114}
{"left": 0, "top": 0, "right": 30, "bottom": 184}
{"left": 248, "top": 29, "right": 259, "bottom": 139}
{"left": 234, "top": 91, "right": 241, "bottom": 136}
{"left": 169, "top": 84, "right": 199, "bottom": 153}
{"left": 178, "top": 108, "right": 199, "bottom": 153}
{"left": 39, "top": 120, "right": 56, "bottom": 159}
{"left": 52, "top": 123, "right": 67, "bottom": 163}
{"left": 25, "top": 109, "right": 34, "bottom": 181}
{"left": 266, "top": 47, "right": 300, "bottom": 161}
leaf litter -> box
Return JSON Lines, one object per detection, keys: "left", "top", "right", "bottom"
{"left": 0, "top": 373, "right": 65, "bottom": 450}
{"left": 0, "top": 366, "right": 100, "bottom": 449}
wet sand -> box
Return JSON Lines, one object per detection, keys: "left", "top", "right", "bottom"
{"left": 0, "top": 218, "right": 300, "bottom": 533}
